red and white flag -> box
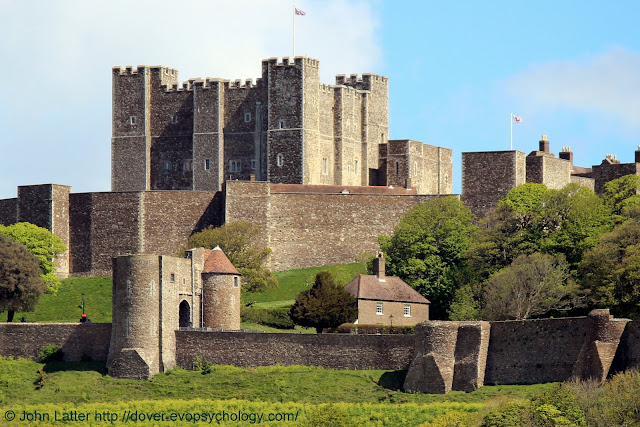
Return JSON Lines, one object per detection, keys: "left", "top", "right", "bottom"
{"left": 295, "top": 7, "right": 306, "bottom": 15}
{"left": 513, "top": 115, "right": 523, "bottom": 123}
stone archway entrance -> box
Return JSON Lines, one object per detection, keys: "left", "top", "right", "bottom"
{"left": 179, "top": 300, "right": 191, "bottom": 328}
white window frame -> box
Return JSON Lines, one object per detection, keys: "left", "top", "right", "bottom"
{"left": 244, "top": 112, "right": 251, "bottom": 123}
{"left": 404, "top": 304, "right": 411, "bottom": 317}
{"left": 376, "top": 302, "right": 383, "bottom": 315}
{"left": 204, "top": 159, "right": 211, "bottom": 170}
{"left": 279, "top": 119, "right": 285, "bottom": 129}
{"left": 277, "top": 153, "right": 284, "bottom": 167}
{"left": 130, "top": 116, "right": 137, "bottom": 125}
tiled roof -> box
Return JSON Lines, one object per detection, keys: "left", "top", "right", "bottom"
{"left": 345, "top": 275, "right": 430, "bottom": 304}
{"left": 202, "top": 246, "right": 240, "bottom": 275}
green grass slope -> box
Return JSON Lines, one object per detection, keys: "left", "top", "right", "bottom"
{"left": 244, "top": 262, "right": 367, "bottom": 308}
{"left": 9, "top": 276, "right": 112, "bottom": 323}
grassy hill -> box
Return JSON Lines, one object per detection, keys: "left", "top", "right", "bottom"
{"left": 4, "top": 263, "right": 367, "bottom": 329}
{"left": 0, "top": 357, "right": 553, "bottom": 426}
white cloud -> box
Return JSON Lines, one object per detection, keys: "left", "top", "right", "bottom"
{"left": 0, "top": 0, "right": 381, "bottom": 198}
{"left": 505, "top": 47, "right": 640, "bottom": 127}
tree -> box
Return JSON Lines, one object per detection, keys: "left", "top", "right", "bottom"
{"left": 379, "top": 196, "right": 476, "bottom": 319}
{"left": 579, "top": 218, "right": 640, "bottom": 318}
{"left": 0, "top": 222, "right": 67, "bottom": 293}
{"left": 482, "top": 253, "right": 583, "bottom": 321}
{"left": 187, "top": 221, "right": 277, "bottom": 292}
{"left": 0, "top": 234, "right": 46, "bottom": 322}
{"left": 466, "top": 184, "right": 612, "bottom": 283}
{"left": 447, "top": 284, "right": 480, "bottom": 321}
{"left": 602, "top": 174, "right": 640, "bottom": 217}
{"left": 289, "top": 271, "right": 357, "bottom": 333}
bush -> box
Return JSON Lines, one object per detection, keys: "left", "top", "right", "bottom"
{"left": 38, "top": 344, "right": 64, "bottom": 363}
{"left": 333, "top": 324, "right": 414, "bottom": 335}
{"left": 482, "top": 400, "right": 533, "bottom": 427}
{"left": 193, "top": 356, "right": 213, "bottom": 375}
{"left": 241, "top": 306, "right": 295, "bottom": 329}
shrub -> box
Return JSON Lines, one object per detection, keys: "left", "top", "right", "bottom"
{"left": 333, "top": 324, "right": 414, "bottom": 334}
{"left": 482, "top": 400, "right": 533, "bottom": 427}
{"left": 38, "top": 344, "right": 64, "bottom": 363}
{"left": 193, "top": 356, "right": 212, "bottom": 375}
{"left": 241, "top": 306, "right": 295, "bottom": 329}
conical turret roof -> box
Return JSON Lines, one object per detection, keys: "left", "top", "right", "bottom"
{"left": 202, "top": 246, "right": 240, "bottom": 274}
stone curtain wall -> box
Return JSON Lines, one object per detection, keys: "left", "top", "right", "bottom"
{"left": 225, "top": 181, "right": 443, "bottom": 271}
{"left": 526, "top": 155, "right": 572, "bottom": 190}
{"left": 0, "top": 323, "right": 111, "bottom": 361}
{"left": 462, "top": 151, "right": 526, "bottom": 218}
{"left": 69, "top": 191, "right": 222, "bottom": 276}
{"left": 175, "top": 331, "right": 416, "bottom": 370}
{"left": 484, "top": 317, "right": 590, "bottom": 385}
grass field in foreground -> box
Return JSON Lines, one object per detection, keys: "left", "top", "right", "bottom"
{"left": 0, "top": 358, "right": 553, "bottom": 407}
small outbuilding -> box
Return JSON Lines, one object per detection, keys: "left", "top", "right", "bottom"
{"left": 345, "top": 252, "right": 429, "bottom": 326}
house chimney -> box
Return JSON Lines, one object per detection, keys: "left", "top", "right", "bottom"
{"left": 373, "top": 252, "right": 385, "bottom": 280}
{"left": 559, "top": 146, "right": 573, "bottom": 164}
{"left": 539, "top": 135, "right": 549, "bottom": 153}
{"left": 636, "top": 146, "right": 640, "bottom": 163}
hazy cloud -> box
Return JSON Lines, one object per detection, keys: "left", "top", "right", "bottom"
{"left": 505, "top": 48, "right": 640, "bottom": 127}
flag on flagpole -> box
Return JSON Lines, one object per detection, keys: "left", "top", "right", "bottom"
{"left": 295, "top": 7, "right": 306, "bottom": 15}
{"left": 513, "top": 115, "right": 523, "bottom": 123}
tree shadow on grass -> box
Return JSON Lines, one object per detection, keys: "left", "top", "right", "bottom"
{"left": 43, "top": 360, "right": 108, "bottom": 375}
{"left": 378, "top": 370, "right": 407, "bottom": 391}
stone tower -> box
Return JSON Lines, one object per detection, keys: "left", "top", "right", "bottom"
{"left": 202, "top": 246, "right": 241, "bottom": 330}
{"left": 107, "top": 247, "right": 241, "bottom": 379}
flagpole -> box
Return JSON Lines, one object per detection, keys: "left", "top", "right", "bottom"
{"left": 510, "top": 112, "right": 513, "bottom": 150}
{"left": 292, "top": 5, "right": 296, "bottom": 58}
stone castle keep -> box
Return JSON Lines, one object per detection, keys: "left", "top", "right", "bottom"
{"left": 0, "top": 55, "right": 640, "bottom": 389}
{"left": 1, "top": 57, "right": 638, "bottom": 277}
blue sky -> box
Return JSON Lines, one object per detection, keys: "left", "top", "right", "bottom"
{"left": 1, "top": 0, "right": 639, "bottom": 198}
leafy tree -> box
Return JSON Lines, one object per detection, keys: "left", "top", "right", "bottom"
{"left": 289, "top": 271, "right": 357, "bottom": 333}
{"left": 379, "top": 196, "right": 476, "bottom": 319}
{"left": 482, "top": 253, "right": 583, "bottom": 321}
{"left": 467, "top": 184, "right": 611, "bottom": 283}
{"left": 579, "top": 217, "right": 640, "bottom": 318}
{"left": 187, "top": 221, "right": 277, "bottom": 292}
{"left": 0, "top": 222, "right": 67, "bottom": 293}
{"left": 602, "top": 174, "right": 640, "bottom": 217}
{"left": 0, "top": 234, "right": 46, "bottom": 322}
{"left": 447, "top": 284, "right": 480, "bottom": 321}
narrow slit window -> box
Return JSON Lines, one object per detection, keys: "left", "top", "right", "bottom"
{"left": 244, "top": 112, "right": 251, "bottom": 122}
{"left": 322, "top": 158, "right": 328, "bottom": 175}
{"left": 130, "top": 116, "right": 137, "bottom": 125}
{"left": 204, "top": 159, "right": 211, "bottom": 170}
{"left": 395, "top": 161, "right": 399, "bottom": 176}
{"left": 171, "top": 115, "right": 178, "bottom": 124}
{"left": 277, "top": 153, "right": 284, "bottom": 167}
{"left": 234, "top": 276, "right": 239, "bottom": 288}
{"left": 279, "top": 120, "right": 285, "bottom": 129}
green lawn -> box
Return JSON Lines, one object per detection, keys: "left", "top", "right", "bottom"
{"left": 10, "top": 276, "right": 112, "bottom": 323}
{"left": 244, "top": 262, "right": 368, "bottom": 308}
{"left": 0, "top": 357, "right": 554, "bottom": 407}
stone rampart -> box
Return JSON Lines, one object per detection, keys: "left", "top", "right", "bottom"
{"left": 175, "top": 331, "right": 415, "bottom": 370}
{"left": 0, "top": 323, "right": 111, "bottom": 362}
